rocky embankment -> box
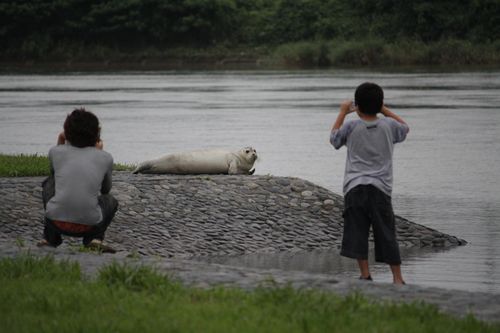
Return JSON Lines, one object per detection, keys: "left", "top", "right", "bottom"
{"left": 0, "top": 172, "right": 466, "bottom": 257}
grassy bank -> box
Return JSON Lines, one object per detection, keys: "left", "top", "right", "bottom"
{"left": 0, "top": 154, "right": 134, "bottom": 177}
{"left": 274, "top": 39, "right": 500, "bottom": 68}
{"left": 0, "top": 255, "right": 497, "bottom": 333}
{"left": 2, "top": 39, "right": 499, "bottom": 71}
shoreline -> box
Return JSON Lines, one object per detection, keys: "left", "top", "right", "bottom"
{"left": 2, "top": 172, "right": 499, "bottom": 322}
{"left": 2, "top": 39, "right": 500, "bottom": 74}
{"left": 2, "top": 60, "right": 500, "bottom": 74}
{"left": 2, "top": 244, "right": 500, "bottom": 323}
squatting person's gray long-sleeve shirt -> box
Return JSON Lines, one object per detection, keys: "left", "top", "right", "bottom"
{"left": 330, "top": 118, "right": 409, "bottom": 196}
{"left": 45, "top": 144, "right": 113, "bottom": 225}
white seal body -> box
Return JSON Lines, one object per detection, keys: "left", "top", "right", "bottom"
{"left": 133, "top": 147, "right": 257, "bottom": 175}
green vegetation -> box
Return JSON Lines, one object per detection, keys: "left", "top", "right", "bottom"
{"left": 275, "top": 39, "right": 500, "bottom": 67}
{"left": 0, "top": 0, "right": 498, "bottom": 67}
{"left": 0, "top": 154, "right": 134, "bottom": 177}
{"left": 113, "top": 161, "right": 136, "bottom": 172}
{"left": 0, "top": 255, "right": 497, "bottom": 332}
{"left": 0, "top": 154, "right": 50, "bottom": 177}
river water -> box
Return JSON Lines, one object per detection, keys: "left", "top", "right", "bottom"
{"left": 0, "top": 70, "right": 499, "bottom": 293}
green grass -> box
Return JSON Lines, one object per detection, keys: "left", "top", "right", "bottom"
{"left": 113, "top": 162, "right": 136, "bottom": 172}
{"left": 0, "top": 255, "right": 497, "bottom": 333}
{"left": 0, "top": 153, "right": 134, "bottom": 177}
{"left": 0, "top": 154, "right": 50, "bottom": 177}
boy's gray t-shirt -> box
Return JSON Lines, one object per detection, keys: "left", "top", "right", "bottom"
{"left": 45, "top": 144, "right": 113, "bottom": 225}
{"left": 330, "top": 117, "right": 408, "bottom": 196}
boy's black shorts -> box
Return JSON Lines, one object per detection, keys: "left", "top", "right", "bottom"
{"left": 340, "top": 184, "right": 401, "bottom": 265}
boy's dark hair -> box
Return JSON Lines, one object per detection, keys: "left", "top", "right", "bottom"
{"left": 354, "top": 82, "right": 384, "bottom": 115}
{"left": 64, "top": 108, "right": 100, "bottom": 148}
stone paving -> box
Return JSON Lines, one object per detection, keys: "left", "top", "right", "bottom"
{"left": 2, "top": 172, "right": 499, "bottom": 323}
{"left": 0, "top": 172, "right": 466, "bottom": 256}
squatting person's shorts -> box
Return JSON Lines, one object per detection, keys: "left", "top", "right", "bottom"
{"left": 340, "top": 184, "right": 401, "bottom": 265}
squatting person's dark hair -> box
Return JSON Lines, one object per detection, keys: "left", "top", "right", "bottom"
{"left": 354, "top": 82, "right": 384, "bottom": 115}
{"left": 63, "top": 108, "right": 100, "bottom": 148}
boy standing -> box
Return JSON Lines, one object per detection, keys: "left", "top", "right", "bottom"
{"left": 330, "top": 82, "right": 409, "bottom": 284}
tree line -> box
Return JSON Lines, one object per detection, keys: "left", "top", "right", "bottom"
{"left": 0, "top": 0, "right": 498, "bottom": 59}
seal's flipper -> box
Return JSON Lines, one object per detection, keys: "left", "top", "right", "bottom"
{"left": 248, "top": 168, "right": 255, "bottom": 175}
{"left": 228, "top": 160, "right": 239, "bottom": 175}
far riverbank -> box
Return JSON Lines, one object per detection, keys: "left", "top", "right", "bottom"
{"left": 2, "top": 39, "right": 499, "bottom": 72}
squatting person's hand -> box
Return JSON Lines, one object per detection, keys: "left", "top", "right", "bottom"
{"left": 57, "top": 132, "right": 66, "bottom": 145}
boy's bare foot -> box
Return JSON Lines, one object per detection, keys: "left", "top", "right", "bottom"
{"left": 390, "top": 265, "right": 405, "bottom": 285}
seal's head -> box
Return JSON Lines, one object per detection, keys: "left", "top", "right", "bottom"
{"left": 240, "top": 147, "right": 258, "bottom": 164}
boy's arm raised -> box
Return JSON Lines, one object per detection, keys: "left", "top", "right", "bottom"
{"left": 332, "top": 100, "right": 356, "bottom": 131}
{"left": 381, "top": 106, "right": 408, "bottom": 128}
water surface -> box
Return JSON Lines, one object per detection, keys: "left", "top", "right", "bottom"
{"left": 0, "top": 70, "right": 499, "bottom": 292}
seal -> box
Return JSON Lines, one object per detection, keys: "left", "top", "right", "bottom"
{"left": 133, "top": 147, "right": 258, "bottom": 175}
